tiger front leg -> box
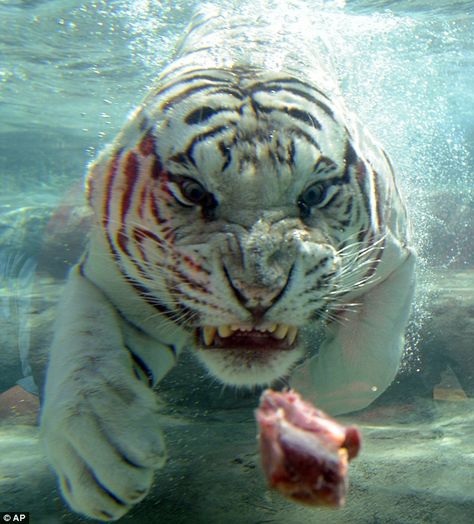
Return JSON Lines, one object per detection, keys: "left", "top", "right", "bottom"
{"left": 40, "top": 266, "right": 167, "bottom": 521}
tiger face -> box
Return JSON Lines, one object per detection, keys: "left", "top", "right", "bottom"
{"left": 42, "top": 10, "right": 414, "bottom": 522}
{"left": 88, "top": 69, "right": 385, "bottom": 387}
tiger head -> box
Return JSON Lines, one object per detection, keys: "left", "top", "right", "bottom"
{"left": 88, "top": 67, "right": 387, "bottom": 388}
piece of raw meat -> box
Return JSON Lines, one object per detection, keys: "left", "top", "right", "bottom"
{"left": 256, "top": 388, "right": 361, "bottom": 507}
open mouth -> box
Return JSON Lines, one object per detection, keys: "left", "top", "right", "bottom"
{"left": 197, "top": 324, "right": 298, "bottom": 350}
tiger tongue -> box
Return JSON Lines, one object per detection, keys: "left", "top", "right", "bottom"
{"left": 224, "top": 331, "right": 285, "bottom": 349}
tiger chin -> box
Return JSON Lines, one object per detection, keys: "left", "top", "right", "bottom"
{"left": 40, "top": 6, "right": 416, "bottom": 522}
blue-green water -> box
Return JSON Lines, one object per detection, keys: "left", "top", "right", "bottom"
{"left": 1, "top": 0, "right": 473, "bottom": 194}
{"left": 0, "top": 1, "right": 473, "bottom": 523}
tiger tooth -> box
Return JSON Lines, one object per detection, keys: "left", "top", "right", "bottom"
{"left": 203, "top": 326, "right": 216, "bottom": 346}
{"left": 267, "top": 323, "right": 277, "bottom": 333}
{"left": 287, "top": 326, "right": 298, "bottom": 345}
{"left": 217, "top": 325, "right": 232, "bottom": 338}
{"left": 274, "top": 324, "right": 289, "bottom": 340}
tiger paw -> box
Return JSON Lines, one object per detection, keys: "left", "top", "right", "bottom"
{"left": 40, "top": 368, "right": 166, "bottom": 521}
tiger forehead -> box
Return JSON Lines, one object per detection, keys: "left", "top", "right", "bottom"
{"left": 147, "top": 68, "right": 342, "bottom": 147}
{"left": 167, "top": 133, "right": 300, "bottom": 207}
{"left": 145, "top": 70, "right": 346, "bottom": 193}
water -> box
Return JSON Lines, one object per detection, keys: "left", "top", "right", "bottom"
{"left": 0, "top": 0, "right": 473, "bottom": 522}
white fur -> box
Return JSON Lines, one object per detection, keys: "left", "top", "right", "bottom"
{"left": 291, "top": 245, "right": 416, "bottom": 414}
{"left": 41, "top": 267, "right": 169, "bottom": 520}
{"left": 40, "top": 8, "right": 416, "bottom": 522}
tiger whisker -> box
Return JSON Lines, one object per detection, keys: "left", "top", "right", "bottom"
{"left": 318, "top": 308, "right": 350, "bottom": 327}
{"left": 336, "top": 232, "right": 386, "bottom": 252}
{"left": 330, "top": 274, "right": 381, "bottom": 297}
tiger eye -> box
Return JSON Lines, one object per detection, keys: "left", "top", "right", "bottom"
{"left": 180, "top": 178, "right": 208, "bottom": 204}
{"left": 298, "top": 183, "right": 327, "bottom": 219}
{"left": 300, "top": 183, "right": 326, "bottom": 207}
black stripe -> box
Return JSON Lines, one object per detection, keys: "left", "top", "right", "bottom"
{"left": 127, "top": 346, "right": 154, "bottom": 387}
{"left": 289, "top": 127, "right": 320, "bottom": 151}
{"left": 90, "top": 469, "right": 127, "bottom": 507}
{"left": 175, "top": 290, "right": 213, "bottom": 309}
{"left": 345, "top": 139, "right": 358, "bottom": 166}
{"left": 250, "top": 99, "right": 271, "bottom": 115}
{"left": 185, "top": 125, "right": 228, "bottom": 160}
{"left": 138, "top": 115, "right": 149, "bottom": 132}
{"left": 285, "top": 107, "right": 322, "bottom": 129}
{"left": 99, "top": 237, "right": 177, "bottom": 324}
{"left": 250, "top": 82, "right": 335, "bottom": 120}
{"left": 338, "top": 217, "right": 352, "bottom": 228}
{"left": 168, "top": 151, "right": 194, "bottom": 167}
{"left": 62, "top": 475, "right": 73, "bottom": 495}
{"left": 185, "top": 105, "right": 228, "bottom": 125}
{"left": 288, "top": 139, "right": 296, "bottom": 165}
{"left": 92, "top": 410, "right": 147, "bottom": 470}
{"left": 157, "top": 62, "right": 200, "bottom": 84}
{"left": 263, "top": 77, "right": 331, "bottom": 100}
{"left": 151, "top": 153, "right": 164, "bottom": 179}
{"left": 344, "top": 195, "right": 354, "bottom": 216}
{"left": 161, "top": 82, "right": 224, "bottom": 111}
{"left": 355, "top": 162, "right": 373, "bottom": 235}
{"left": 156, "top": 72, "right": 230, "bottom": 97}
{"left": 250, "top": 98, "right": 321, "bottom": 149}
{"left": 210, "top": 87, "right": 244, "bottom": 100}
{"left": 219, "top": 140, "right": 232, "bottom": 171}
{"left": 127, "top": 276, "right": 177, "bottom": 321}
{"left": 373, "top": 169, "right": 384, "bottom": 229}
{"left": 81, "top": 250, "right": 181, "bottom": 357}
{"left": 304, "top": 256, "right": 330, "bottom": 277}
{"left": 314, "top": 156, "right": 338, "bottom": 175}
{"left": 272, "top": 144, "right": 284, "bottom": 165}
{"left": 302, "top": 280, "right": 330, "bottom": 294}
{"left": 78, "top": 257, "right": 87, "bottom": 277}
{"left": 101, "top": 231, "right": 193, "bottom": 331}
{"left": 98, "top": 511, "right": 115, "bottom": 520}
{"left": 322, "top": 187, "right": 341, "bottom": 208}
{"left": 252, "top": 100, "right": 322, "bottom": 132}
{"left": 333, "top": 140, "right": 357, "bottom": 185}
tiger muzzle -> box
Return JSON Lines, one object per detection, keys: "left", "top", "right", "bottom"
{"left": 220, "top": 217, "right": 303, "bottom": 315}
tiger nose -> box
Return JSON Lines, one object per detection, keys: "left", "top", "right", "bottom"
{"left": 223, "top": 265, "right": 293, "bottom": 320}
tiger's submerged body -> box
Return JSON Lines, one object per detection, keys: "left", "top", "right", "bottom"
{"left": 41, "top": 7, "right": 416, "bottom": 521}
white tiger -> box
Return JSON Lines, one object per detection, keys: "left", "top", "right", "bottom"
{"left": 40, "top": 7, "right": 416, "bottom": 521}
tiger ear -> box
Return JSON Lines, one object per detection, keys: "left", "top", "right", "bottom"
{"left": 85, "top": 146, "right": 116, "bottom": 214}
{"left": 85, "top": 106, "right": 156, "bottom": 214}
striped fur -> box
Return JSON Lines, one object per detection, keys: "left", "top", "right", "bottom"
{"left": 41, "top": 7, "right": 415, "bottom": 521}
{"left": 84, "top": 55, "right": 409, "bottom": 383}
